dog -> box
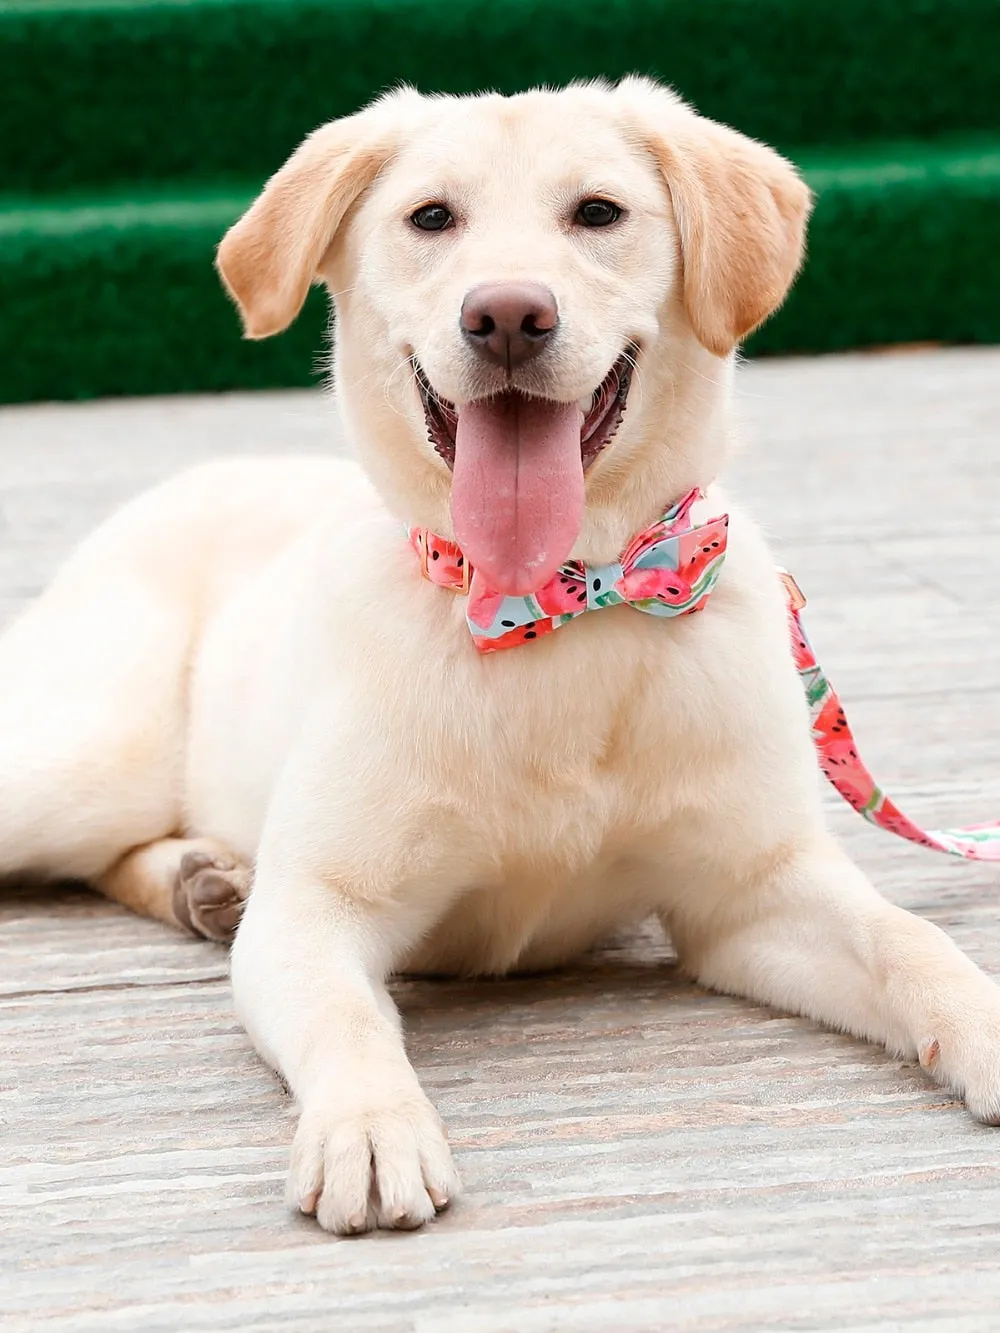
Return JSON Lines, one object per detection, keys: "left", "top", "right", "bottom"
{"left": 3, "top": 77, "right": 999, "bottom": 1236}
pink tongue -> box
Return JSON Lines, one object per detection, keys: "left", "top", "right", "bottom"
{"left": 451, "top": 394, "right": 584, "bottom": 596}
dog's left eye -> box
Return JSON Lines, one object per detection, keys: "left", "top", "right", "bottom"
{"left": 411, "top": 204, "right": 454, "bottom": 232}
{"left": 574, "top": 198, "right": 622, "bottom": 228}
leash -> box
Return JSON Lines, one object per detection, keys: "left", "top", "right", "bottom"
{"left": 780, "top": 572, "right": 1000, "bottom": 862}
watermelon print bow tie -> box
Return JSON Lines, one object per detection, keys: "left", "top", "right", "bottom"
{"left": 409, "top": 492, "right": 1000, "bottom": 866}
{"left": 409, "top": 488, "right": 728, "bottom": 653}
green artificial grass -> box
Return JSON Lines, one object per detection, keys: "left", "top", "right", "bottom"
{"left": 3, "top": 138, "right": 999, "bottom": 404}
{"left": 0, "top": 188, "right": 322, "bottom": 401}
{"left": 3, "top": 0, "right": 1000, "bottom": 195}
{"left": 753, "top": 137, "right": 1000, "bottom": 355}
{"left": 3, "top": 0, "right": 999, "bottom": 401}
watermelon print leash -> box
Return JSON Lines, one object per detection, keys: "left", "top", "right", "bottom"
{"left": 781, "top": 571, "right": 1000, "bottom": 862}
{"left": 410, "top": 491, "right": 1000, "bottom": 863}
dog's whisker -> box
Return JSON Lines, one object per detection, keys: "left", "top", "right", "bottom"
{"left": 671, "top": 354, "right": 724, "bottom": 391}
{"left": 339, "top": 361, "right": 404, "bottom": 396}
{"left": 376, "top": 355, "right": 425, "bottom": 421}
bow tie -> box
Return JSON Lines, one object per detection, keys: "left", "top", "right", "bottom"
{"left": 408, "top": 489, "right": 729, "bottom": 653}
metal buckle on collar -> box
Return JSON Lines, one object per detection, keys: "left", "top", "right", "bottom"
{"left": 417, "top": 530, "right": 471, "bottom": 594}
{"left": 451, "top": 553, "right": 471, "bottom": 595}
{"left": 416, "top": 529, "right": 431, "bottom": 582}
{"left": 778, "top": 569, "right": 807, "bottom": 611}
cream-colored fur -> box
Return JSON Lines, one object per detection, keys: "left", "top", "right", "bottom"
{"left": 3, "top": 79, "right": 999, "bottom": 1235}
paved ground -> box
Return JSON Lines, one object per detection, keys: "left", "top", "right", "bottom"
{"left": 2, "top": 348, "right": 999, "bottom": 1331}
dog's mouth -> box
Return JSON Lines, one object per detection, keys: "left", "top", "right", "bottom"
{"left": 416, "top": 348, "right": 635, "bottom": 473}
{"left": 413, "top": 349, "right": 636, "bottom": 598}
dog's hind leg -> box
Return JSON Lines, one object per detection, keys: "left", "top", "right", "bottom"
{"left": 96, "top": 836, "right": 252, "bottom": 941}
{"left": 0, "top": 571, "right": 192, "bottom": 891}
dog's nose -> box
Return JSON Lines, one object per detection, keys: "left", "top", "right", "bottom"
{"left": 460, "top": 282, "right": 558, "bottom": 369}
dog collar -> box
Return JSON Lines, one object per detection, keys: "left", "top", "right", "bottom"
{"left": 408, "top": 488, "right": 728, "bottom": 653}
{"left": 409, "top": 506, "right": 1000, "bottom": 865}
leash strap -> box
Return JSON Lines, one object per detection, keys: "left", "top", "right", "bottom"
{"left": 782, "top": 573, "right": 1000, "bottom": 862}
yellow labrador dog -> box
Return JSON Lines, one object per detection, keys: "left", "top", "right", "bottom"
{"left": 3, "top": 78, "right": 999, "bottom": 1235}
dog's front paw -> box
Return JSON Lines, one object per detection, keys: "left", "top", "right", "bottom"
{"left": 287, "top": 1091, "right": 460, "bottom": 1234}
{"left": 919, "top": 997, "right": 1000, "bottom": 1124}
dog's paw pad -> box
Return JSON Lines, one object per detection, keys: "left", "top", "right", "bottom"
{"left": 288, "top": 1095, "right": 461, "bottom": 1235}
{"left": 174, "top": 851, "right": 252, "bottom": 942}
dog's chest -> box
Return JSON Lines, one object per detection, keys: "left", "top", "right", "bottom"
{"left": 429, "top": 616, "right": 706, "bottom": 873}
{"left": 396, "top": 610, "right": 734, "bottom": 975}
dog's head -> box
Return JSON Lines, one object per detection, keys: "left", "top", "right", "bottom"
{"left": 217, "top": 79, "right": 810, "bottom": 594}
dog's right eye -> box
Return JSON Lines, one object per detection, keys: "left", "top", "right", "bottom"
{"left": 410, "top": 204, "right": 454, "bottom": 232}
{"left": 574, "top": 198, "right": 622, "bottom": 228}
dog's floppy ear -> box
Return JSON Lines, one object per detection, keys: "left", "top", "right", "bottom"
{"left": 619, "top": 78, "right": 812, "bottom": 357}
{"left": 216, "top": 97, "right": 406, "bottom": 340}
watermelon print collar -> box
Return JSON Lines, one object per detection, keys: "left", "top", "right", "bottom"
{"left": 408, "top": 497, "right": 1000, "bottom": 865}
{"left": 408, "top": 488, "right": 728, "bottom": 653}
